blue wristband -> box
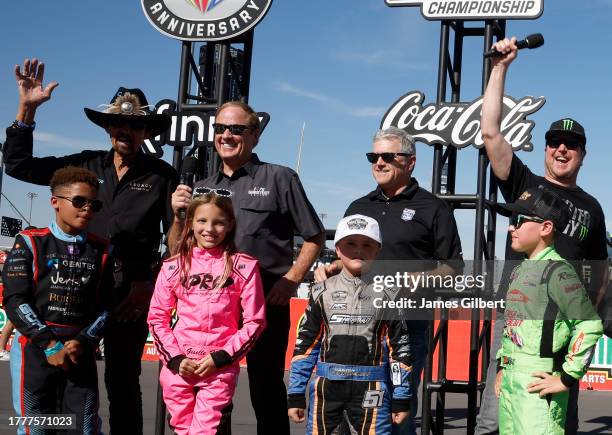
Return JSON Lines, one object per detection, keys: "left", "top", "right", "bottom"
{"left": 44, "top": 341, "right": 64, "bottom": 357}
{"left": 11, "top": 120, "right": 36, "bottom": 130}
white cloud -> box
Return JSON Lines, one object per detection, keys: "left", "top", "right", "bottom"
{"left": 33, "top": 131, "right": 107, "bottom": 152}
{"left": 275, "top": 81, "right": 385, "bottom": 118}
{"left": 334, "top": 50, "right": 432, "bottom": 71}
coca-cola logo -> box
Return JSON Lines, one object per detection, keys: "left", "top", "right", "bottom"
{"left": 380, "top": 91, "right": 545, "bottom": 151}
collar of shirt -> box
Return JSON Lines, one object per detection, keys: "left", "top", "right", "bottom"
{"left": 369, "top": 178, "right": 420, "bottom": 201}
{"left": 49, "top": 220, "right": 86, "bottom": 244}
{"left": 339, "top": 268, "right": 365, "bottom": 287}
{"left": 214, "top": 153, "right": 262, "bottom": 182}
{"left": 192, "top": 245, "right": 225, "bottom": 259}
{"left": 102, "top": 149, "right": 146, "bottom": 168}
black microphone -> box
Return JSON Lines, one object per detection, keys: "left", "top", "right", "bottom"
{"left": 178, "top": 156, "right": 198, "bottom": 220}
{"left": 484, "top": 33, "right": 544, "bottom": 58}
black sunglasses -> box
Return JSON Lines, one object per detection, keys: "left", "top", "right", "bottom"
{"left": 193, "top": 187, "right": 233, "bottom": 198}
{"left": 547, "top": 137, "right": 583, "bottom": 150}
{"left": 55, "top": 195, "right": 103, "bottom": 212}
{"left": 510, "top": 214, "right": 544, "bottom": 229}
{"left": 212, "top": 123, "right": 252, "bottom": 136}
{"left": 366, "top": 152, "right": 411, "bottom": 163}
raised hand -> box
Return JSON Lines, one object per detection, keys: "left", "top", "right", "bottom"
{"left": 14, "top": 58, "right": 59, "bottom": 115}
{"left": 489, "top": 37, "right": 518, "bottom": 69}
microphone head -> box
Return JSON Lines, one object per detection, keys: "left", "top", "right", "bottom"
{"left": 525, "top": 33, "right": 544, "bottom": 49}
{"left": 181, "top": 156, "right": 198, "bottom": 175}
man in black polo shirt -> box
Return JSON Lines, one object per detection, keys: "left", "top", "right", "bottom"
{"left": 476, "top": 38, "right": 608, "bottom": 435}
{"left": 169, "top": 101, "right": 325, "bottom": 435}
{"left": 3, "top": 58, "right": 178, "bottom": 435}
{"left": 316, "top": 126, "right": 463, "bottom": 435}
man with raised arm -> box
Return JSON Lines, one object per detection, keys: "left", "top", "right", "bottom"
{"left": 3, "top": 58, "right": 178, "bottom": 435}
{"left": 476, "top": 38, "right": 608, "bottom": 435}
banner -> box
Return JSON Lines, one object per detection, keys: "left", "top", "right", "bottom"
{"left": 385, "top": 0, "right": 544, "bottom": 20}
{"left": 1, "top": 216, "right": 22, "bottom": 238}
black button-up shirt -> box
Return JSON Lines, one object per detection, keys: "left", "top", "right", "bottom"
{"left": 346, "top": 178, "right": 463, "bottom": 263}
{"left": 3, "top": 127, "right": 178, "bottom": 281}
{"left": 194, "top": 154, "right": 324, "bottom": 280}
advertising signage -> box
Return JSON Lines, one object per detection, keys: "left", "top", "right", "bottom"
{"left": 142, "top": 0, "right": 273, "bottom": 41}
{"left": 380, "top": 91, "right": 545, "bottom": 151}
{"left": 385, "top": 0, "right": 543, "bottom": 20}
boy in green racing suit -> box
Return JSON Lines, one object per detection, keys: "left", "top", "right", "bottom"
{"left": 494, "top": 187, "right": 602, "bottom": 435}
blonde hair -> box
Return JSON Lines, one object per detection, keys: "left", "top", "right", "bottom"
{"left": 174, "top": 193, "right": 237, "bottom": 293}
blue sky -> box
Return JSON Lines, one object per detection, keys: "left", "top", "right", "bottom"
{"left": 0, "top": 1, "right": 610, "bottom": 257}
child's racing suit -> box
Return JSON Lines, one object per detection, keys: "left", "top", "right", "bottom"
{"left": 2, "top": 223, "right": 111, "bottom": 435}
{"left": 148, "top": 246, "right": 266, "bottom": 435}
{"left": 498, "top": 246, "right": 603, "bottom": 434}
{"left": 288, "top": 270, "right": 412, "bottom": 434}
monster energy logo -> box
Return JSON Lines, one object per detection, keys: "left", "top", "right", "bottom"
{"left": 579, "top": 225, "right": 589, "bottom": 241}
{"left": 563, "top": 119, "right": 574, "bottom": 131}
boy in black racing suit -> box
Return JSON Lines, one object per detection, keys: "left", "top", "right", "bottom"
{"left": 288, "top": 215, "right": 411, "bottom": 434}
{"left": 3, "top": 167, "right": 112, "bottom": 435}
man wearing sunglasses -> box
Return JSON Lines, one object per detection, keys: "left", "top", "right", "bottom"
{"left": 169, "top": 101, "right": 325, "bottom": 435}
{"left": 477, "top": 38, "right": 608, "bottom": 435}
{"left": 3, "top": 58, "right": 178, "bottom": 434}
{"left": 315, "top": 127, "right": 463, "bottom": 435}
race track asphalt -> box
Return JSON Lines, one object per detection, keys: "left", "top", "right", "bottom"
{"left": 1, "top": 361, "right": 610, "bottom": 434}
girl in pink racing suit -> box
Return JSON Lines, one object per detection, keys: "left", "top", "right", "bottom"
{"left": 148, "top": 193, "right": 266, "bottom": 435}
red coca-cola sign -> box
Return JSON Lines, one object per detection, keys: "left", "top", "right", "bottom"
{"left": 380, "top": 91, "right": 546, "bottom": 151}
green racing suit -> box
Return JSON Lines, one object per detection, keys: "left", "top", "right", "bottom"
{"left": 497, "top": 246, "right": 603, "bottom": 434}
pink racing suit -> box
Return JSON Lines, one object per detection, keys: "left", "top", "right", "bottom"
{"left": 148, "top": 246, "right": 266, "bottom": 435}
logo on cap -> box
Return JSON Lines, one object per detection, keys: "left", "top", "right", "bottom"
{"left": 562, "top": 119, "right": 574, "bottom": 131}
{"left": 347, "top": 218, "right": 368, "bottom": 230}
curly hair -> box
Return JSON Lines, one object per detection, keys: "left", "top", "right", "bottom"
{"left": 50, "top": 167, "right": 99, "bottom": 194}
{"left": 174, "top": 193, "right": 237, "bottom": 293}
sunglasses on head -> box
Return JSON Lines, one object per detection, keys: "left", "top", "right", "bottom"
{"left": 193, "top": 187, "right": 233, "bottom": 198}
{"left": 547, "top": 137, "right": 583, "bottom": 150}
{"left": 366, "top": 152, "right": 411, "bottom": 163}
{"left": 107, "top": 117, "right": 146, "bottom": 130}
{"left": 510, "top": 213, "right": 545, "bottom": 229}
{"left": 55, "top": 195, "right": 103, "bottom": 212}
{"left": 212, "top": 123, "right": 252, "bottom": 136}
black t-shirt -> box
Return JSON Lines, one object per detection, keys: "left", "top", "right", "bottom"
{"left": 345, "top": 179, "right": 463, "bottom": 262}
{"left": 498, "top": 155, "right": 607, "bottom": 262}
{"left": 497, "top": 155, "right": 608, "bottom": 299}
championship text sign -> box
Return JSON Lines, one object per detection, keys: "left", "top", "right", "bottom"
{"left": 381, "top": 91, "right": 545, "bottom": 151}
{"left": 385, "top": 0, "right": 543, "bottom": 20}
{"left": 142, "top": 0, "right": 273, "bottom": 41}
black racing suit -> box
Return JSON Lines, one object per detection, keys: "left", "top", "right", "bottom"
{"left": 288, "top": 271, "right": 412, "bottom": 434}
{"left": 2, "top": 224, "right": 112, "bottom": 435}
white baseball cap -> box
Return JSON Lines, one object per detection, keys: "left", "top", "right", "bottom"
{"left": 334, "top": 214, "right": 382, "bottom": 246}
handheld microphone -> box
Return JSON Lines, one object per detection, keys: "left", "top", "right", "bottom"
{"left": 178, "top": 156, "right": 198, "bottom": 220}
{"left": 484, "top": 33, "right": 544, "bottom": 58}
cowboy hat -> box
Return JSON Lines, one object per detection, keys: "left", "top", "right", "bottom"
{"left": 84, "top": 87, "right": 171, "bottom": 138}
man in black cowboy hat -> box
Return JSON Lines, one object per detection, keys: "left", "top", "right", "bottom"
{"left": 3, "top": 58, "right": 178, "bottom": 434}
{"left": 477, "top": 38, "right": 608, "bottom": 435}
